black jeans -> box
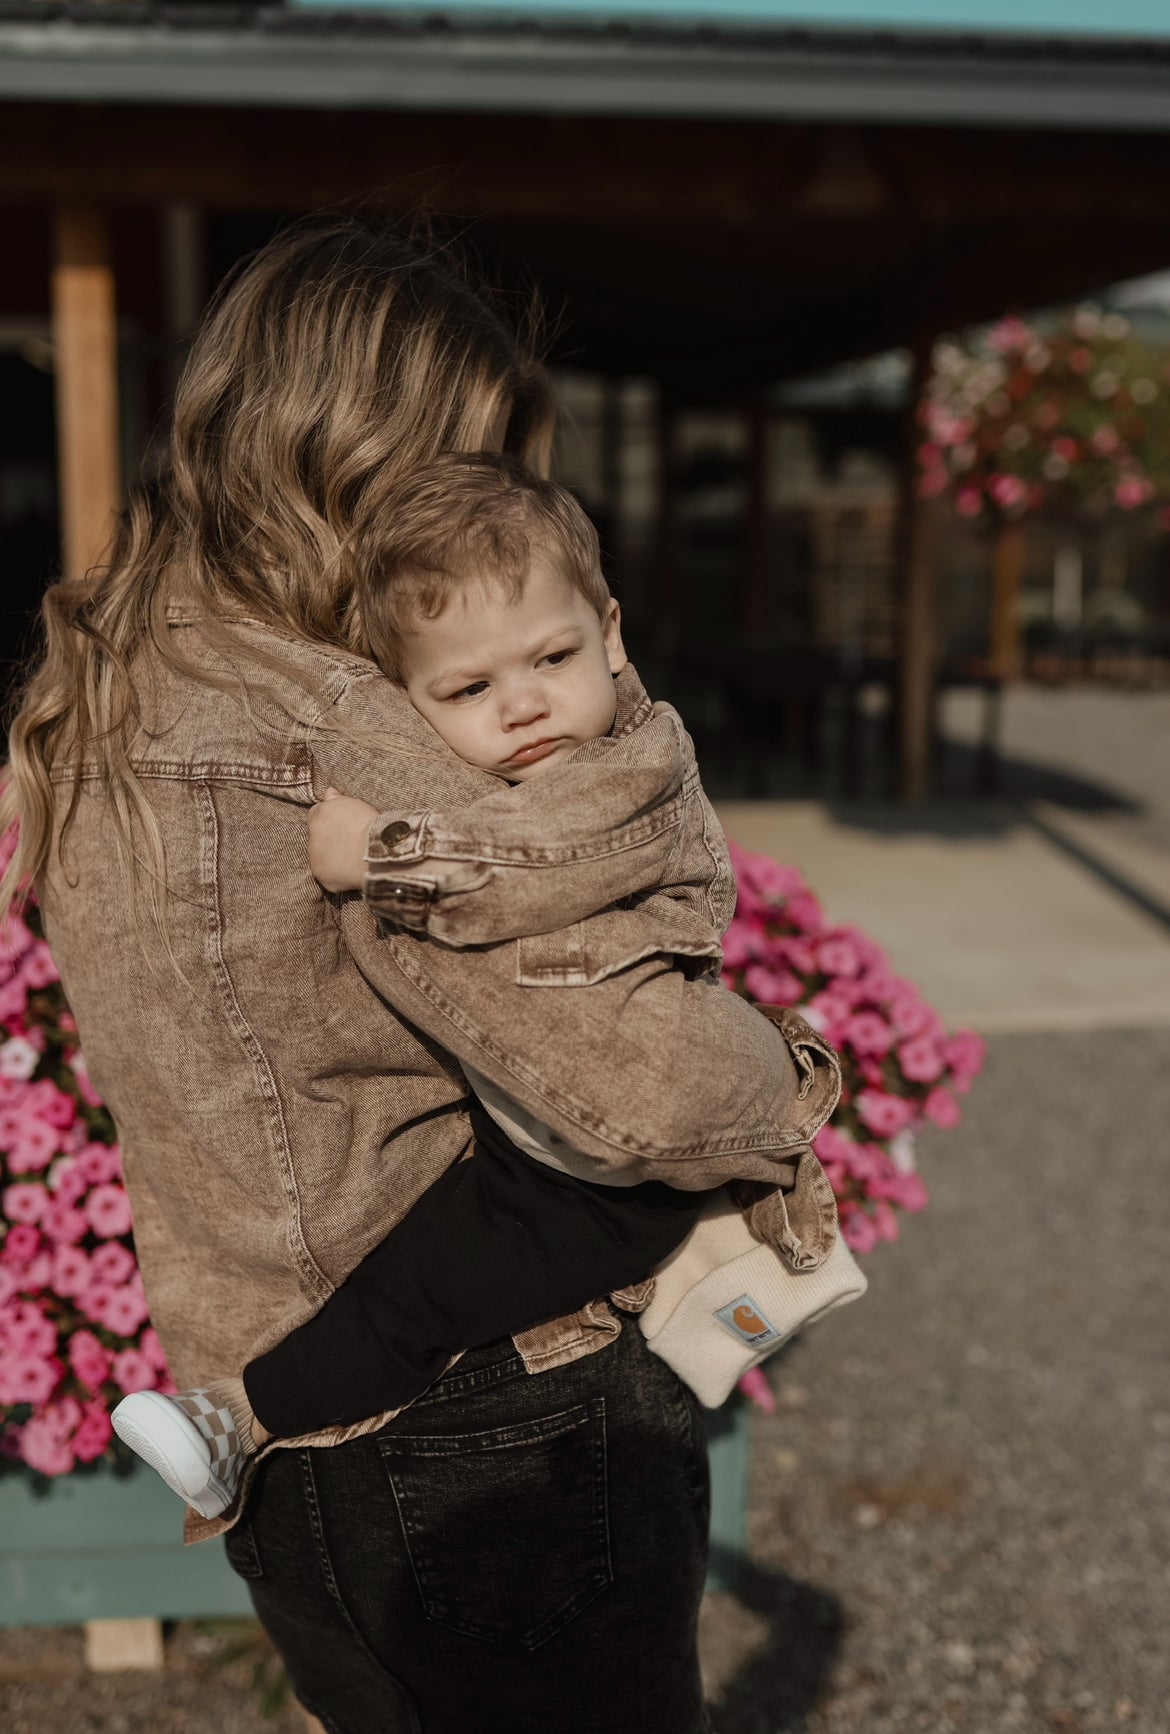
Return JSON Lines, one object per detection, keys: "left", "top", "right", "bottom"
{"left": 225, "top": 1316, "right": 713, "bottom": 1734}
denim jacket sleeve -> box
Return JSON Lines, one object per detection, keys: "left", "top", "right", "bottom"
{"left": 361, "top": 673, "right": 696, "bottom": 945}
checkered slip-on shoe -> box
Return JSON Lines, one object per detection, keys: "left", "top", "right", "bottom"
{"left": 112, "top": 1388, "right": 246, "bottom": 1519}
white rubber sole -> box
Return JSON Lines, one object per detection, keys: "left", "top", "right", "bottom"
{"left": 112, "top": 1391, "right": 236, "bottom": 1519}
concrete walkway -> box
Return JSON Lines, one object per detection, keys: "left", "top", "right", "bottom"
{"left": 716, "top": 681, "right": 1170, "bottom": 1035}
{"left": 716, "top": 798, "right": 1170, "bottom": 1034}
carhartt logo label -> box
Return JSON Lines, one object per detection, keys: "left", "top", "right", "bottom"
{"left": 715, "top": 1294, "right": 781, "bottom": 1347}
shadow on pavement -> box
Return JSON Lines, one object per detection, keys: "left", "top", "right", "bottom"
{"left": 706, "top": 1549, "right": 843, "bottom": 1734}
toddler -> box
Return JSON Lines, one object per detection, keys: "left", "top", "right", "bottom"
{"left": 113, "top": 454, "right": 855, "bottom": 1519}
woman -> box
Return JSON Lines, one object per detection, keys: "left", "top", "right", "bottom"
{"left": 1, "top": 213, "right": 807, "bottom": 1733}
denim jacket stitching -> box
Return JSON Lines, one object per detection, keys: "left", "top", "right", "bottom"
{"left": 198, "top": 782, "right": 333, "bottom": 1305}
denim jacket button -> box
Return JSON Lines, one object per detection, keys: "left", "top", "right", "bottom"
{"left": 380, "top": 820, "right": 412, "bottom": 849}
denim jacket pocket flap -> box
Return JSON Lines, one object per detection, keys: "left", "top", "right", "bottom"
{"left": 516, "top": 904, "right": 723, "bottom": 989}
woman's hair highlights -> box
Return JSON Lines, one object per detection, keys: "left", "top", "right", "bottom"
{"left": 0, "top": 210, "right": 555, "bottom": 936}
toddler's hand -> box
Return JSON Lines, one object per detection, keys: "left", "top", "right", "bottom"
{"left": 308, "top": 789, "right": 379, "bottom": 894}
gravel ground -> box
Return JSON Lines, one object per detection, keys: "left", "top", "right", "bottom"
{"left": 3, "top": 1025, "right": 1167, "bottom": 1732}
{"left": 702, "top": 1024, "right": 1170, "bottom": 1734}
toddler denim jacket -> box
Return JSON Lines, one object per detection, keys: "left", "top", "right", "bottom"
{"left": 361, "top": 668, "right": 853, "bottom": 1401}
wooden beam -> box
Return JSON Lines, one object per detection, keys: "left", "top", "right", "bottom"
{"left": 990, "top": 523, "right": 1026, "bottom": 681}
{"left": 51, "top": 206, "right": 122, "bottom": 577}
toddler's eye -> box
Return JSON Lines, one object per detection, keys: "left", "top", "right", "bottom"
{"left": 450, "top": 681, "right": 489, "bottom": 701}
{"left": 541, "top": 649, "right": 574, "bottom": 668}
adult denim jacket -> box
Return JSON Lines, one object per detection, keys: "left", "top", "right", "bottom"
{"left": 41, "top": 613, "right": 838, "bottom": 1536}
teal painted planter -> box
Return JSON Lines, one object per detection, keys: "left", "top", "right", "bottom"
{"left": 0, "top": 1404, "right": 749, "bottom": 1626}
{"left": 0, "top": 1466, "right": 252, "bottom": 1627}
{"left": 705, "top": 1400, "right": 750, "bottom": 1592}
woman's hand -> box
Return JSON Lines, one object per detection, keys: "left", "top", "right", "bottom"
{"left": 308, "top": 788, "right": 380, "bottom": 894}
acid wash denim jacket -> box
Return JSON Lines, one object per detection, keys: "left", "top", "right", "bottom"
{"left": 40, "top": 612, "right": 837, "bottom": 1541}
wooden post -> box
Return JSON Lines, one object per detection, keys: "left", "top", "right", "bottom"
{"left": 743, "top": 392, "right": 770, "bottom": 636}
{"left": 898, "top": 500, "right": 937, "bottom": 803}
{"left": 896, "top": 339, "right": 939, "bottom": 804}
{"left": 990, "top": 523, "right": 1025, "bottom": 680}
{"left": 51, "top": 206, "right": 122, "bottom": 578}
{"left": 655, "top": 390, "right": 681, "bottom": 658}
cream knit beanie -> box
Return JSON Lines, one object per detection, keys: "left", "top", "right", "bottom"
{"left": 639, "top": 1187, "right": 867, "bottom": 1407}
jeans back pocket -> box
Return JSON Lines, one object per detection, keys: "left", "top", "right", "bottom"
{"left": 378, "top": 1397, "right": 611, "bottom": 1650}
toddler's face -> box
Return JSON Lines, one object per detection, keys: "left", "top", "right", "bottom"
{"left": 400, "top": 553, "right": 627, "bottom": 782}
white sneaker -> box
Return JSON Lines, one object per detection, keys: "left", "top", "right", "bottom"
{"left": 112, "top": 1388, "right": 246, "bottom": 1519}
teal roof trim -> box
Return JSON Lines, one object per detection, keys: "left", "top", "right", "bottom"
{"left": 292, "top": 0, "right": 1170, "bottom": 41}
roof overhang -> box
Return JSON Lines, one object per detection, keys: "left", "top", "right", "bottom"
{"left": 3, "top": 9, "right": 1170, "bottom": 130}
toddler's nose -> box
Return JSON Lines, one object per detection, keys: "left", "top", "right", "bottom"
{"left": 501, "top": 684, "right": 549, "bottom": 728}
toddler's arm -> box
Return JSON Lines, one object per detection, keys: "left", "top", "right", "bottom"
{"left": 362, "top": 702, "right": 706, "bottom": 946}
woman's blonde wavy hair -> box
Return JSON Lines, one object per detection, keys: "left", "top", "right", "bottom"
{"left": 0, "top": 210, "right": 555, "bottom": 936}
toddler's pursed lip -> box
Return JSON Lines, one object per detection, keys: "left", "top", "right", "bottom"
{"left": 502, "top": 737, "right": 562, "bottom": 768}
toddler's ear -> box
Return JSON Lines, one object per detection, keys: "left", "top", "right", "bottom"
{"left": 603, "top": 598, "right": 628, "bottom": 676}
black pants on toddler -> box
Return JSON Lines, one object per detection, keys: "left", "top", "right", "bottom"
{"left": 244, "top": 1102, "right": 703, "bottom": 1438}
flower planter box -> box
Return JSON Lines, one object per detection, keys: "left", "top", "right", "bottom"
{"left": 0, "top": 1464, "right": 251, "bottom": 1627}
{"left": 705, "top": 1401, "right": 750, "bottom": 1592}
{"left": 0, "top": 1405, "right": 748, "bottom": 1627}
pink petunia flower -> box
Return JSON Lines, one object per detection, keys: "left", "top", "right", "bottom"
{"left": 17, "top": 942, "right": 59, "bottom": 991}
{"left": 720, "top": 922, "right": 760, "bottom": 970}
{"left": 47, "top": 1160, "right": 88, "bottom": 1208}
{"left": 1, "top": 1223, "right": 42, "bottom": 1265}
{"left": 0, "top": 977, "right": 29, "bottom": 1027}
{"left": 18, "top": 1414, "right": 75, "bottom": 1477}
{"left": 804, "top": 988, "right": 853, "bottom": 1041}
{"left": 944, "top": 1028, "right": 987, "bottom": 1086}
{"left": 68, "top": 1329, "right": 112, "bottom": 1391}
{"left": 85, "top": 1184, "right": 134, "bottom": 1239}
{"left": 23, "top": 1078, "right": 77, "bottom": 1131}
{"left": 41, "top": 1201, "right": 89, "bottom": 1246}
{"left": 777, "top": 935, "right": 818, "bottom": 976}
{"left": 89, "top": 1242, "right": 136, "bottom": 1287}
{"left": 76, "top": 1143, "right": 122, "bottom": 1186}
{"left": 2, "top": 1182, "right": 46, "bottom": 1225}
{"left": 733, "top": 848, "right": 808, "bottom": 906}
{"left": 817, "top": 935, "right": 860, "bottom": 979}
{"left": 838, "top": 1203, "right": 879, "bottom": 1255}
{"left": 785, "top": 890, "right": 826, "bottom": 934}
{"left": 856, "top": 1089, "right": 916, "bottom": 1139}
{"left": 743, "top": 963, "right": 804, "bottom": 1006}
{"left": 898, "top": 1036, "right": 945, "bottom": 1084}
{"left": 0, "top": 911, "right": 33, "bottom": 966}
{"left": 138, "top": 1327, "right": 170, "bottom": 1372}
{"left": 51, "top": 1245, "right": 91, "bottom": 1299}
{"left": 111, "top": 1349, "right": 156, "bottom": 1395}
{"left": 846, "top": 1012, "right": 895, "bottom": 1057}
{"left": 871, "top": 1200, "right": 900, "bottom": 1243}
{"left": 5, "top": 1120, "right": 59, "bottom": 1174}
{"left": 100, "top": 1282, "right": 151, "bottom": 1339}
{"left": 737, "top": 1367, "right": 778, "bottom": 1415}
{"left": 924, "top": 1087, "right": 962, "bottom": 1129}
{"left": 72, "top": 1402, "right": 114, "bottom": 1463}
{"left": 2, "top": 1354, "right": 62, "bottom": 1407}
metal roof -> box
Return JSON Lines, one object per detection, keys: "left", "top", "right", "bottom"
{"left": 293, "top": 0, "right": 1170, "bottom": 39}
{"left": 2, "top": 2, "right": 1170, "bottom": 127}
